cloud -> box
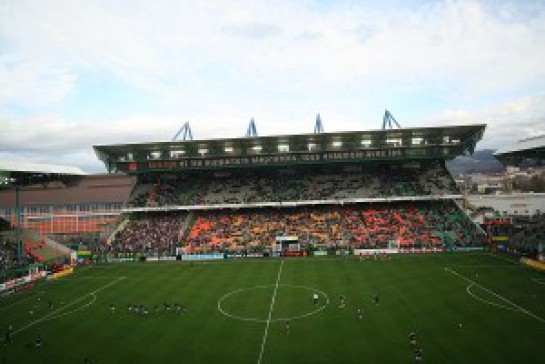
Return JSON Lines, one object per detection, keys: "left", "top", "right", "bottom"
{"left": 1, "top": 93, "right": 543, "bottom": 173}
{"left": 0, "top": 112, "right": 252, "bottom": 173}
{"left": 2, "top": 0, "right": 544, "bottom": 97}
{"left": 0, "top": 54, "right": 76, "bottom": 107}
{"left": 428, "top": 94, "right": 545, "bottom": 149}
{"left": 222, "top": 22, "right": 282, "bottom": 39}
{"left": 0, "top": 0, "right": 544, "bottom": 172}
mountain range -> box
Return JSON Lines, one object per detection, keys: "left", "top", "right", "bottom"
{"left": 446, "top": 149, "right": 505, "bottom": 176}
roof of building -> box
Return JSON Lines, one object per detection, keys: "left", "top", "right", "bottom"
{"left": 0, "top": 174, "right": 134, "bottom": 208}
{"left": 0, "top": 161, "right": 86, "bottom": 175}
{"left": 95, "top": 124, "right": 485, "bottom": 156}
{"left": 94, "top": 124, "right": 486, "bottom": 173}
{"left": 494, "top": 134, "right": 545, "bottom": 156}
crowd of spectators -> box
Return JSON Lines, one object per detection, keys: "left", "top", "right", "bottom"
{"left": 1, "top": 218, "right": 39, "bottom": 282}
{"left": 112, "top": 161, "right": 483, "bottom": 255}
{"left": 510, "top": 215, "right": 545, "bottom": 258}
{"left": 105, "top": 212, "right": 187, "bottom": 255}
{"left": 0, "top": 239, "right": 18, "bottom": 274}
{"left": 127, "top": 161, "right": 459, "bottom": 208}
{"left": 1, "top": 218, "right": 17, "bottom": 274}
{"left": 183, "top": 201, "right": 484, "bottom": 253}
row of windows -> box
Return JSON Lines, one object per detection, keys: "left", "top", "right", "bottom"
{"left": 26, "top": 214, "right": 120, "bottom": 221}
{"left": 495, "top": 209, "right": 541, "bottom": 216}
{"left": 0, "top": 203, "right": 123, "bottom": 215}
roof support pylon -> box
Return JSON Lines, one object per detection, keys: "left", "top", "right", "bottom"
{"left": 246, "top": 118, "right": 258, "bottom": 137}
{"left": 382, "top": 110, "right": 402, "bottom": 129}
{"left": 314, "top": 114, "right": 324, "bottom": 133}
{"left": 172, "top": 122, "right": 193, "bottom": 141}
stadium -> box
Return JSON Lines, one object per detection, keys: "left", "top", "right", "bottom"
{"left": 0, "top": 119, "right": 544, "bottom": 363}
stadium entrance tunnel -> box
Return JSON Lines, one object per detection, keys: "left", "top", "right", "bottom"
{"left": 217, "top": 284, "right": 329, "bottom": 323}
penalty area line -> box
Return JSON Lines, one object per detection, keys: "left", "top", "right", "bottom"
{"left": 445, "top": 267, "right": 544, "bottom": 324}
{"left": 42, "top": 293, "right": 98, "bottom": 323}
{"left": 257, "top": 260, "right": 284, "bottom": 364}
{"left": 4, "top": 276, "right": 126, "bottom": 339}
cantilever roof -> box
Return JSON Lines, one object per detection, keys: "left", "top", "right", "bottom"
{"left": 494, "top": 135, "right": 545, "bottom": 156}
{"left": 0, "top": 161, "right": 86, "bottom": 175}
{"left": 93, "top": 124, "right": 486, "bottom": 173}
{"left": 494, "top": 134, "right": 545, "bottom": 166}
{"left": 95, "top": 124, "right": 486, "bottom": 158}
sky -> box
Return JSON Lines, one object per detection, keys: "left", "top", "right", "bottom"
{"left": 1, "top": 0, "right": 545, "bottom": 173}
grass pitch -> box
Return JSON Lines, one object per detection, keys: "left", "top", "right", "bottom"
{"left": 1, "top": 253, "right": 544, "bottom": 363}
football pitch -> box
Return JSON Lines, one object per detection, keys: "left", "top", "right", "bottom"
{"left": 1, "top": 253, "right": 544, "bottom": 363}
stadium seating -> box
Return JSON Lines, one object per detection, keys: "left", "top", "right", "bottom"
{"left": 109, "top": 212, "right": 187, "bottom": 255}
{"left": 0, "top": 239, "right": 19, "bottom": 274}
{"left": 181, "top": 201, "right": 482, "bottom": 252}
{"left": 1, "top": 219, "right": 40, "bottom": 280}
{"left": 127, "top": 161, "right": 459, "bottom": 208}
{"left": 511, "top": 215, "right": 545, "bottom": 257}
{"left": 111, "top": 161, "right": 485, "bottom": 255}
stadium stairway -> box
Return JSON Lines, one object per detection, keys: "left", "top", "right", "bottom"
{"left": 126, "top": 183, "right": 153, "bottom": 207}
{"left": 107, "top": 216, "right": 130, "bottom": 246}
{"left": 21, "top": 229, "right": 73, "bottom": 263}
{"left": 454, "top": 200, "right": 487, "bottom": 236}
{"left": 178, "top": 212, "right": 195, "bottom": 243}
{"left": 434, "top": 231, "right": 459, "bottom": 246}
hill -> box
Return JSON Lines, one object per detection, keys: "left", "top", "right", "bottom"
{"left": 446, "top": 149, "right": 505, "bottom": 176}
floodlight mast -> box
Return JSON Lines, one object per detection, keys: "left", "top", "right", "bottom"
{"left": 172, "top": 122, "right": 193, "bottom": 141}
{"left": 382, "top": 109, "right": 402, "bottom": 129}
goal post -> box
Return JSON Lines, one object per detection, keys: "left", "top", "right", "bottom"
{"left": 274, "top": 235, "right": 300, "bottom": 255}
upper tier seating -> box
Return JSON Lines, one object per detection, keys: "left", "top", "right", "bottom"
{"left": 128, "top": 161, "right": 459, "bottom": 208}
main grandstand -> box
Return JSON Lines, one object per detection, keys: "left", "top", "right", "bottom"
{"left": 90, "top": 122, "right": 487, "bottom": 257}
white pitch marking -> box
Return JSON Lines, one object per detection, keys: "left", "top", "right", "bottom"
{"left": 466, "top": 283, "right": 518, "bottom": 312}
{"left": 257, "top": 260, "right": 284, "bottom": 364}
{"left": 42, "top": 293, "right": 97, "bottom": 322}
{"left": 217, "top": 284, "right": 329, "bottom": 323}
{"left": 5, "top": 276, "right": 126, "bottom": 338}
{"left": 446, "top": 267, "right": 544, "bottom": 324}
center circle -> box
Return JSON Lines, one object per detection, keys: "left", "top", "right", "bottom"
{"left": 217, "top": 284, "right": 329, "bottom": 323}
